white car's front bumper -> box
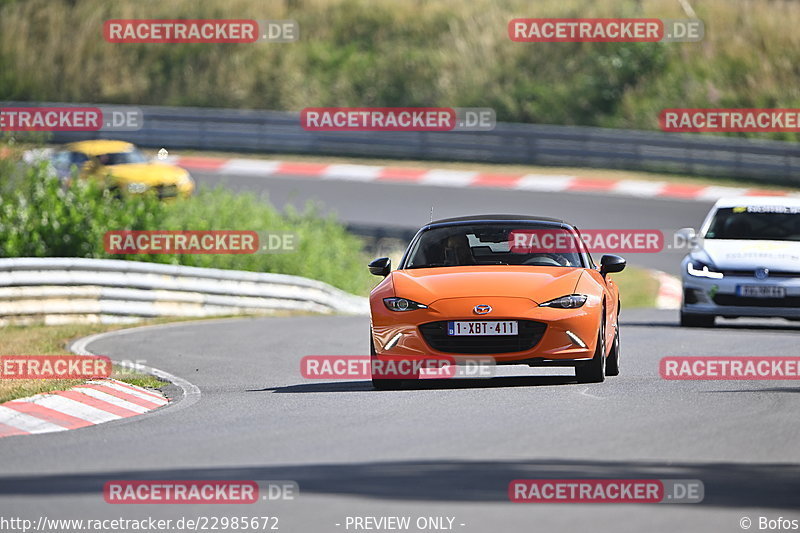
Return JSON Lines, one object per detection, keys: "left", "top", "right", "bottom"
{"left": 682, "top": 271, "right": 800, "bottom": 319}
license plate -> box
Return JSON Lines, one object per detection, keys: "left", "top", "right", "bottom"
{"left": 447, "top": 321, "right": 518, "bottom": 336}
{"left": 737, "top": 285, "right": 786, "bottom": 298}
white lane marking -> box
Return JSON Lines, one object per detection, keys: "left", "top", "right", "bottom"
{"left": 696, "top": 186, "right": 750, "bottom": 201}
{"left": 515, "top": 174, "right": 575, "bottom": 191}
{"left": 14, "top": 394, "right": 122, "bottom": 424}
{"left": 323, "top": 164, "right": 382, "bottom": 181}
{"left": 420, "top": 170, "right": 478, "bottom": 187}
{"left": 15, "top": 394, "right": 122, "bottom": 424}
{"left": 653, "top": 270, "right": 683, "bottom": 310}
{"left": 71, "top": 388, "right": 151, "bottom": 414}
{"left": 613, "top": 180, "right": 667, "bottom": 197}
{"left": 71, "top": 323, "right": 204, "bottom": 414}
{"left": 578, "top": 387, "right": 603, "bottom": 400}
{"left": 0, "top": 406, "right": 69, "bottom": 434}
{"left": 222, "top": 159, "right": 281, "bottom": 176}
{"left": 89, "top": 380, "right": 167, "bottom": 404}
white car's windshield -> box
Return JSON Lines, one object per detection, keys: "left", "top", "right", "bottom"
{"left": 705, "top": 206, "right": 800, "bottom": 241}
{"left": 100, "top": 149, "right": 148, "bottom": 165}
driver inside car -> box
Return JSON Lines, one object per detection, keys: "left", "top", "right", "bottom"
{"left": 442, "top": 234, "right": 476, "bottom": 266}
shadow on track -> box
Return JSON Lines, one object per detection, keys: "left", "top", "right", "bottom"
{"left": 0, "top": 459, "right": 798, "bottom": 510}
{"left": 621, "top": 318, "right": 800, "bottom": 332}
{"left": 252, "top": 375, "right": 579, "bottom": 393}
{"left": 702, "top": 387, "right": 800, "bottom": 394}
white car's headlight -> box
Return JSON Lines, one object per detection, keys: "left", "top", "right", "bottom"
{"left": 383, "top": 298, "right": 428, "bottom": 312}
{"left": 539, "top": 294, "right": 588, "bottom": 309}
{"left": 687, "top": 260, "right": 724, "bottom": 279}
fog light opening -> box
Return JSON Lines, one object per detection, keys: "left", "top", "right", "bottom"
{"left": 384, "top": 333, "right": 403, "bottom": 350}
{"left": 566, "top": 330, "right": 586, "bottom": 348}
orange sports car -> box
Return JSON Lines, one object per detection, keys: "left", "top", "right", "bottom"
{"left": 368, "top": 215, "right": 625, "bottom": 389}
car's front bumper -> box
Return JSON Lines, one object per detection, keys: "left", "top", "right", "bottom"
{"left": 371, "top": 296, "right": 603, "bottom": 366}
{"left": 681, "top": 272, "right": 800, "bottom": 319}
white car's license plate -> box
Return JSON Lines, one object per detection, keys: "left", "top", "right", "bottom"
{"left": 447, "top": 321, "right": 518, "bottom": 336}
{"left": 737, "top": 285, "right": 786, "bottom": 298}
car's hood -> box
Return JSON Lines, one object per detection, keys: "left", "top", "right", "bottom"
{"left": 391, "top": 266, "right": 584, "bottom": 305}
{"left": 697, "top": 239, "right": 800, "bottom": 270}
{"left": 102, "top": 163, "right": 188, "bottom": 185}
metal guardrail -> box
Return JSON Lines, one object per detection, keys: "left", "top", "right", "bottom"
{"left": 0, "top": 258, "right": 368, "bottom": 325}
{"left": 4, "top": 101, "right": 800, "bottom": 186}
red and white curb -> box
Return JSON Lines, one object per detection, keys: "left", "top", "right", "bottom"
{"left": 167, "top": 155, "right": 800, "bottom": 202}
{"left": 0, "top": 378, "right": 168, "bottom": 438}
{"left": 653, "top": 270, "right": 683, "bottom": 310}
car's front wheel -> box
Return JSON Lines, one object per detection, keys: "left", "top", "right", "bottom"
{"left": 605, "top": 322, "right": 620, "bottom": 377}
{"left": 680, "top": 311, "right": 715, "bottom": 327}
{"left": 576, "top": 315, "right": 606, "bottom": 383}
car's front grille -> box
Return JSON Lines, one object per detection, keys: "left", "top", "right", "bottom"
{"left": 418, "top": 320, "right": 547, "bottom": 354}
{"left": 155, "top": 185, "right": 178, "bottom": 199}
{"left": 720, "top": 270, "right": 800, "bottom": 279}
{"left": 713, "top": 294, "right": 800, "bottom": 308}
{"left": 684, "top": 288, "right": 700, "bottom": 304}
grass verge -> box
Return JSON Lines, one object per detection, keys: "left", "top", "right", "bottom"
{"left": 3, "top": 0, "right": 800, "bottom": 142}
{"left": 0, "top": 321, "right": 165, "bottom": 404}
{"left": 613, "top": 265, "right": 661, "bottom": 310}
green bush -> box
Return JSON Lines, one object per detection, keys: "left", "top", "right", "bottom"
{"left": 0, "top": 157, "right": 374, "bottom": 295}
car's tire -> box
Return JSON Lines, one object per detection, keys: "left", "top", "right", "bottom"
{"left": 680, "top": 311, "right": 715, "bottom": 328}
{"left": 576, "top": 312, "right": 606, "bottom": 383}
{"left": 370, "top": 334, "right": 403, "bottom": 391}
{"left": 605, "top": 322, "right": 620, "bottom": 377}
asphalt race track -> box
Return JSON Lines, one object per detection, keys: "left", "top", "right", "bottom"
{"left": 190, "top": 168, "right": 714, "bottom": 274}
{"left": 1, "top": 172, "right": 798, "bottom": 533}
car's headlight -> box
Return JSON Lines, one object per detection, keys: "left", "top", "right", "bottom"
{"left": 687, "top": 260, "right": 724, "bottom": 279}
{"left": 383, "top": 297, "right": 428, "bottom": 311}
{"left": 126, "top": 182, "right": 148, "bottom": 193}
{"left": 539, "top": 294, "right": 588, "bottom": 309}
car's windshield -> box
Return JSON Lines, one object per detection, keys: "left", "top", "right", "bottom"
{"left": 704, "top": 206, "right": 800, "bottom": 241}
{"left": 404, "top": 224, "right": 585, "bottom": 268}
{"left": 99, "top": 149, "right": 148, "bottom": 165}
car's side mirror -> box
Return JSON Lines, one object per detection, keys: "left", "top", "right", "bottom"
{"left": 368, "top": 257, "right": 391, "bottom": 277}
{"left": 600, "top": 254, "right": 626, "bottom": 276}
{"left": 675, "top": 227, "right": 698, "bottom": 248}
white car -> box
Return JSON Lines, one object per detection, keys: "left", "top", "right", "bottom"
{"left": 679, "top": 196, "right": 800, "bottom": 327}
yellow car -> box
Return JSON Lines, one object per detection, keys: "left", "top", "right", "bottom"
{"left": 54, "top": 140, "right": 195, "bottom": 199}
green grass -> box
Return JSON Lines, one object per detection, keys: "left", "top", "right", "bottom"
{"left": 613, "top": 265, "right": 660, "bottom": 309}
{"left": 1, "top": 0, "right": 799, "bottom": 141}
{"left": 0, "top": 322, "right": 164, "bottom": 404}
